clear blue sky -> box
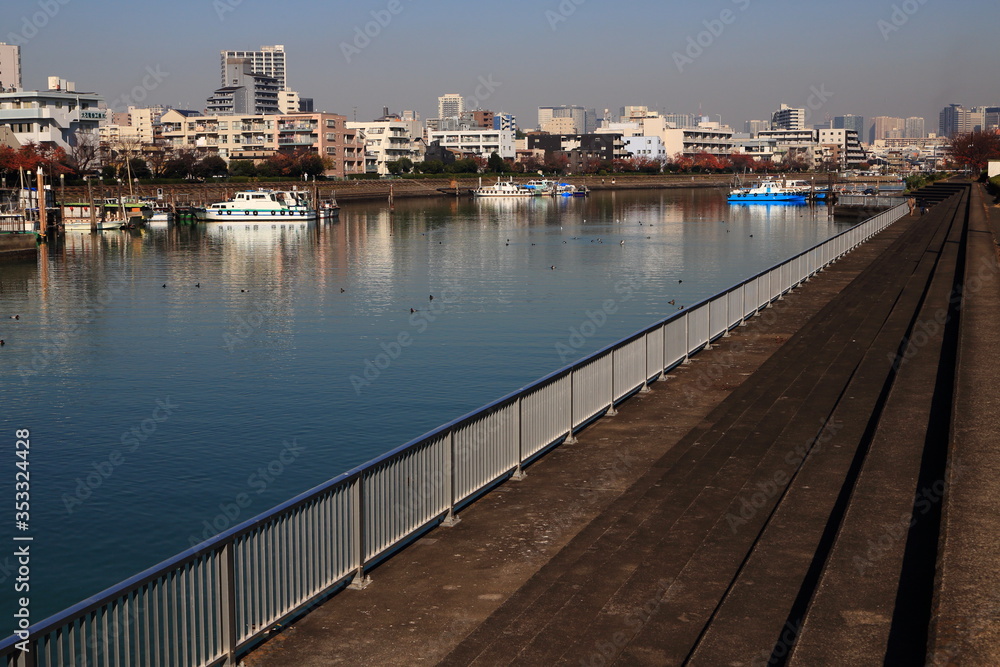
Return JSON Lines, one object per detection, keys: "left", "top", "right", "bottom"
{"left": 3, "top": 0, "right": 996, "bottom": 131}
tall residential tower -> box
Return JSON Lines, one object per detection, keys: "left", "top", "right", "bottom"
{"left": 220, "top": 45, "right": 286, "bottom": 90}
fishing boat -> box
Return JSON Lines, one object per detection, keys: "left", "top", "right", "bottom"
{"left": 727, "top": 179, "right": 808, "bottom": 203}
{"left": 194, "top": 189, "right": 316, "bottom": 222}
{"left": 472, "top": 178, "right": 536, "bottom": 198}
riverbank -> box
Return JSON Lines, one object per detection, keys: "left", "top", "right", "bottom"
{"left": 47, "top": 173, "right": 904, "bottom": 208}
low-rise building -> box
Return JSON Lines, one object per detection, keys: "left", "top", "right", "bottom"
{"left": 160, "top": 110, "right": 363, "bottom": 177}
{"left": 427, "top": 128, "right": 515, "bottom": 159}
{"left": 0, "top": 79, "right": 103, "bottom": 151}
{"left": 624, "top": 136, "right": 666, "bottom": 163}
{"left": 347, "top": 118, "right": 424, "bottom": 175}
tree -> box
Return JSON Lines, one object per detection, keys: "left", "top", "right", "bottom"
{"left": 415, "top": 159, "right": 444, "bottom": 174}
{"left": 127, "top": 157, "right": 152, "bottom": 180}
{"left": 445, "top": 158, "right": 479, "bottom": 174}
{"left": 730, "top": 153, "right": 760, "bottom": 174}
{"left": 162, "top": 149, "right": 199, "bottom": 179}
{"left": 949, "top": 131, "right": 1000, "bottom": 173}
{"left": 66, "top": 130, "right": 101, "bottom": 176}
{"left": 229, "top": 160, "right": 257, "bottom": 178}
{"left": 397, "top": 157, "right": 413, "bottom": 174}
{"left": 299, "top": 153, "right": 326, "bottom": 177}
{"left": 487, "top": 152, "right": 506, "bottom": 173}
{"left": 543, "top": 153, "right": 569, "bottom": 175}
{"left": 386, "top": 160, "right": 403, "bottom": 175}
{"left": 193, "top": 155, "right": 229, "bottom": 178}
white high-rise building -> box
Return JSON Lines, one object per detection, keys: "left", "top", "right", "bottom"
{"left": 0, "top": 43, "right": 21, "bottom": 91}
{"left": 438, "top": 94, "right": 464, "bottom": 120}
{"left": 220, "top": 45, "right": 286, "bottom": 90}
{"left": 772, "top": 104, "right": 806, "bottom": 131}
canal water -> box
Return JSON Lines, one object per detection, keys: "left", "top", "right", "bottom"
{"left": 0, "top": 189, "right": 856, "bottom": 621}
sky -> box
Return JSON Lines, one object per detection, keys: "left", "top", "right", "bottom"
{"left": 3, "top": 0, "right": 997, "bottom": 132}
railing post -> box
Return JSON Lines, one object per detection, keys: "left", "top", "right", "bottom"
{"left": 565, "top": 368, "right": 578, "bottom": 444}
{"left": 659, "top": 323, "right": 669, "bottom": 380}
{"left": 723, "top": 291, "right": 731, "bottom": 337}
{"left": 740, "top": 284, "right": 747, "bottom": 326}
{"left": 683, "top": 312, "right": 692, "bottom": 364}
{"left": 513, "top": 397, "right": 526, "bottom": 480}
{"left": 442, "top": 429, "right": 461, "bottom": 526}
{"left": 219, "top": 542, "right": 238, "bottom": 664}
{"left": 607, "top": 350, "right": 618, "bottom": 416}
{"left": 348, "top": 476, "right": 371, "bottom": 588}
{"left": 641, "top": 333, "right": 651, "bottom": 393}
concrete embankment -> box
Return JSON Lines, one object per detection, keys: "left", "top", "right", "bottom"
{"left": 242, "top": 183, "right": 996, "bottom": 666}
{"left": 56, "top": 174, "right": 736, "bottom": 207}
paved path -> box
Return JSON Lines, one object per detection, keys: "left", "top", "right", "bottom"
{"left": 243, "top": 182, "right": 999, "bottom": 666}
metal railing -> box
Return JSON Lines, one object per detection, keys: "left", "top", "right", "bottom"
{"left": 837, "top": 194, "right": 905, "bottom": 208}
{"left": 0, "top": 202, "right": 911, "bottom": 667}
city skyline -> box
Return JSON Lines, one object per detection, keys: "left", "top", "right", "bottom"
{"left": 1, "top": 0, "right": 996, "bottom": 131}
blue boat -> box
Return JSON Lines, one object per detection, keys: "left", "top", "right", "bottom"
{"left": 727, "top": 179, "right": 808, "bottom": 203}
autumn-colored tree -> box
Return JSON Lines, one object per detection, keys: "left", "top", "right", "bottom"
{"left": 668, "top": 153, "right": 694, "bottom": 173}
{"left": 949, "top": 130, "right": 1000, "bottom": 173}
{"left": 634, "top": 157, "right": 663, "bottom": 174}
{"left": 729, "top": 153, "right": 760, "bottom": 174}
{"left": 0, "top": 142, "right": 71, "bottom": 178}
{"left": 544, "top": 153, "right": 570, "bottom": 175}
{"left": 693, "top": 151, "right": 723, "bottom": 172}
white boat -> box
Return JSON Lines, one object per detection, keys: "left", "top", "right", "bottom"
{"left": 521, "top": 179, "right": 556, "bottom": 195}
{"left": 147, "top": 209, "right": 173, "bottom": 226}
{"left": 472, "top": 178, "right": 537, "bottom": 198}
{"left": 60, "top": 202, "right": 144, "bottom": 231}
{"left": 728, "top": 179, "right": 808, "bottom": 203}
{"left": 194, "top": 189, "right": 317, "bottom": 222}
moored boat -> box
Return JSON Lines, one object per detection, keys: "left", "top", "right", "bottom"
{"left": 472, "top": 178, "right": 536, "bottom": 198}
{"left": 194, "top": 189, "right": 316, "bottom": 222}
{"left": 727, "top": 179, "right": 808, "bottom": 203}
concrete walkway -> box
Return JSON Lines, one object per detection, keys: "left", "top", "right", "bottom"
{"left": 242, "top": 183, "right": 998, "bottom": 666}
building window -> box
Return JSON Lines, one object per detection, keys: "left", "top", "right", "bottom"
{"left": 325, "top": 133, "right": 336, "bottom": 142}
{"left": 325, "top": 147, "right": 337, "bottom": 155}
{"left": 326, "top": 119, "right": 337, "bottom": 128}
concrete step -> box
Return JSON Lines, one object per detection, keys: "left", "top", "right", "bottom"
{"left": 679, "top": 190, "right": 967, "bottom": 666}
{"left": 441, "top": 203, "right": 957, "bottom": 666}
